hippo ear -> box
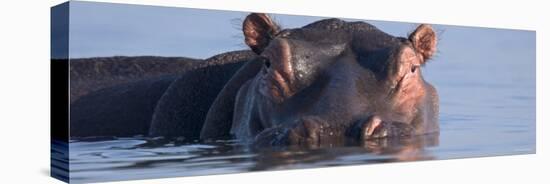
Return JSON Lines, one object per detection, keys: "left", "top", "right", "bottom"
{"left": 408, "top": 24, "right": 437, "bottom": 61}
{"left": 243, "top": 13, "right": 280, "bottom": 54}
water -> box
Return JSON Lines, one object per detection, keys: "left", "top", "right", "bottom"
{"left": 65, "top": 2, "right": 536, "bottom": 183}
{"left": 69, "top": 135, "right": 435, "bottom": 183}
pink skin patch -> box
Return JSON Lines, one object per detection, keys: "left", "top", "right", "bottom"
{"left": 365, "top": 116, "right": 383, "bottom": 136}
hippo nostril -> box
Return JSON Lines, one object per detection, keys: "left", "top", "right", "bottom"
{"left": 259, "top": 56, "right": 271, "bottom": 69}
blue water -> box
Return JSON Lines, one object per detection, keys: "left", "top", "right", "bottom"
{"left": 66, "top": 2, "right": 536, "bottom": 183}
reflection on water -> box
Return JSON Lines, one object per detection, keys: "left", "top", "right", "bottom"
{"left": 250, "top": 134, "right": 439, "bottom": 171}
{"left": 69, "top": 134, "right": 438, "bottom": 183}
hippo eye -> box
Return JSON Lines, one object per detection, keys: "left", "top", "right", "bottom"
{"left": 260, "top": 56, "right": 271, "bottom": 69}
{"left": 411, "top": 65, "right": 419, "bottom": 73}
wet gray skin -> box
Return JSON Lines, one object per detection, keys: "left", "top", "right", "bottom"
{"left": 223, "top": 13, "right": 439, "bottom": 146}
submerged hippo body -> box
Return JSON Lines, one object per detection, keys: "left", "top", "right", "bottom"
{"left": 70, "top": 50, "right": 257, "bottom": 137}
{"left": 70, "top": 13, "right": 439, "bottom": 146}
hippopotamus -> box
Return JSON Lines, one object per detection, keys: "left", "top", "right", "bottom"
{"left": 70, "top": 13, "right": 439, "bottom": 147}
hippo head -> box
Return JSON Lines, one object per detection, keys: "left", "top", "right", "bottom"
{"left": 232, "top": 13, "right": 439, "bottom": 146}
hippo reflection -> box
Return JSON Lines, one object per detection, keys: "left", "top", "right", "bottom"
{"left": 250, "top": 134, "right": 439, "bottom": 171}
{"left": 70, "top": 13, "right": 439, "bottom": 147}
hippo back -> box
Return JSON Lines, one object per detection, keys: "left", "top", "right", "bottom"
{"left": 70, "top": 50, "right": 256, "bottom": 138}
